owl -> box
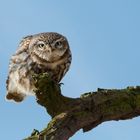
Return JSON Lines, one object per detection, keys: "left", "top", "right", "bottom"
{"left": 6, "top": 32, "right": 72, "bottom": 102}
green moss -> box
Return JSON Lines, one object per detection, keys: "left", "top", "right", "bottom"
{"left": 80, "top": 92, "right": 92, "bottom": 98}
{"left": 102, "top": 94, "right": 136, "bottom": 116}
{"left": 33, "top": 73, "right": 75, "bottom": 117}
{"left": 23, "top": 135, "right": 39, "bottom": 140}
{"left": 46, "top": 118, "right": 57, "bottom": 130}
{"left": 74, "top": 111, "right": 90, "bottom": 119}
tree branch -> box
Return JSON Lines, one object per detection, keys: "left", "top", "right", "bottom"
{"left": 24, "top": 73, "right": 140, "bottom": 140}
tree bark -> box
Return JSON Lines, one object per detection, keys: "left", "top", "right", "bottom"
{"left": 24, "top": 73, "right": 140, "bottom": 140}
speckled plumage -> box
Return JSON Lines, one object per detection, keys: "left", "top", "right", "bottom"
{"left": 6, "top": 32, "right": 72, "bottom": 102}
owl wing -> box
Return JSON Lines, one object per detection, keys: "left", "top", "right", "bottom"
{"left": 6, "top": 35, "right": 33, "bottom": 102}
{"left": 15, "top": 35, "right": 33, "bottom": 54}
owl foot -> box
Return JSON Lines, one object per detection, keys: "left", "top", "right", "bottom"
{"left": 59, "top": 83, "right": 64, "bottom": 87}
{"left": 6, "top": 92, "right": 24, "bottom": 102}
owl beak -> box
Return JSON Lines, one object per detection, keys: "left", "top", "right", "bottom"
{"left": 45, "top": 44, "right": 52, "bottom": 53}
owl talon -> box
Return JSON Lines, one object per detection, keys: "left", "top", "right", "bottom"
{"left": 59, "top": 83, "right": 64, "bottom": 87}
{"left": 6, "top": 92, "right": 24, "bottom": 102}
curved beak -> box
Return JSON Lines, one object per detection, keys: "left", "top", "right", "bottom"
{"left": 45, "top": 44, "right": 52, "bottom": 53}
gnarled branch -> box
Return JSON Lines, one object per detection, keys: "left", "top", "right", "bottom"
{"left": 24, "top": 73, "right": 140, "bottom": 140}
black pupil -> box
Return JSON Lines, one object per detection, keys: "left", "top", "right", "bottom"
{"left": 39, "top": 44, "right": 44, "bottom": 48}
{"left": 56, "top": 42, "right": 61, "bottom": 46}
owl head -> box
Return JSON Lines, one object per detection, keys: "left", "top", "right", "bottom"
{"left": 28, "top": 32, "right": 69, "bottom": 63}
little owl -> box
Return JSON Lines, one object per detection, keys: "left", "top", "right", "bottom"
{"left": 6, "top": 32, "right": 72, "bottom": 102}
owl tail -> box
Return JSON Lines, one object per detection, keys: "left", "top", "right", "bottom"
{"left": 6, "top": 92, "right": 25, "bottom": 102}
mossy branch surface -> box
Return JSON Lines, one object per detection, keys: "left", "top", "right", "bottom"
{"left": 24, "top": 73, "right": 140, "bottom": 140}
{"left": 32, "top": 73, "right": 76, "bottom": 117}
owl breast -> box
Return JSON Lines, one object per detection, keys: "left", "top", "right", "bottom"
{"left": 32, "top": 49, "right": 71, "bottom": 82}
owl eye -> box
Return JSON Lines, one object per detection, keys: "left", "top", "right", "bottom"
{"left": 38, "top": 43, "right": 45, "bottom": 49}
{"left": 55, "top": 41, "right": 63, "bottom": 48}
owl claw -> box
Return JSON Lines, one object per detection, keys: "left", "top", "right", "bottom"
{"left": 6, "top": 92, "right": 25, "bottom": 102}
{"left": 59, "top": 83, "right": 64, "bottom": 87}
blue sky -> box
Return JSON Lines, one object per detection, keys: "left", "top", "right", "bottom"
{"left": 0, "top": 0, "right": 140, "bottom": 140}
